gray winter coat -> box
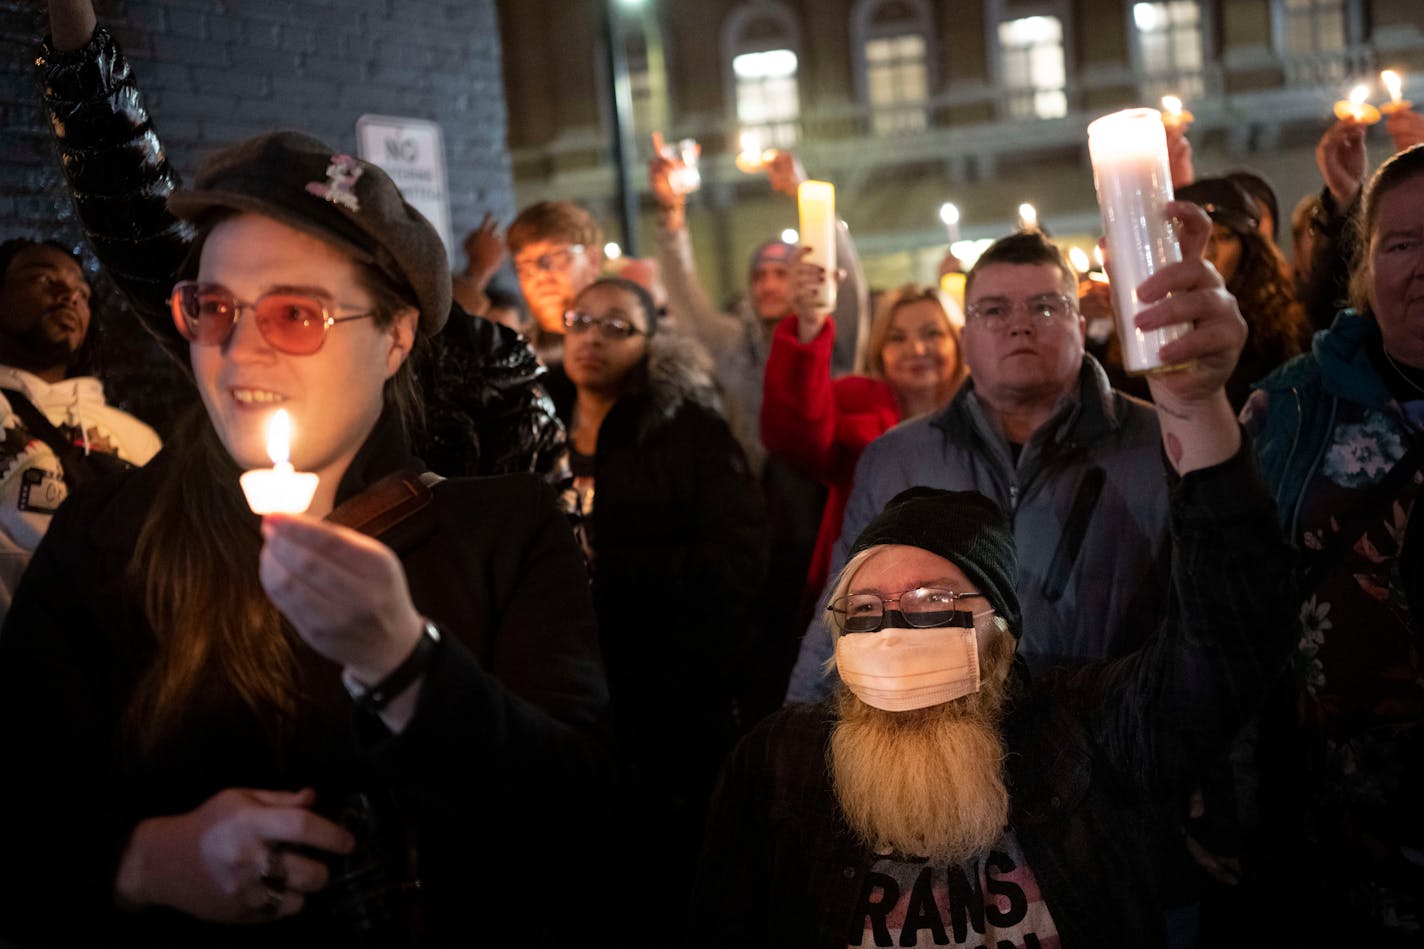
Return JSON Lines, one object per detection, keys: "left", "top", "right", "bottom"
{"left": 786, "top": 356, "right": 1172, "bottom": 701}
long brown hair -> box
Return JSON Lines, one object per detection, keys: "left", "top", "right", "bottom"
{"left": 1226, "top": 227, "right": 1308, "bottom": 357}
{"left": 124, "top": 225, "right": 422, "bottom": 757}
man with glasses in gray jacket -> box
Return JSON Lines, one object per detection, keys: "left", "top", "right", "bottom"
{"left": 787, "top": 228, "right": 1171, "bottom": 699}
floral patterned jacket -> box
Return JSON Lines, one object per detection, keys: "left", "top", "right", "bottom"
{"left": 1240, "top": 308, "right": 1424, "bottom": 937}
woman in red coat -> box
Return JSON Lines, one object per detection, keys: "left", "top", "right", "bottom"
{"left": 762, "top": 280, "right": 967, "bottom": 600}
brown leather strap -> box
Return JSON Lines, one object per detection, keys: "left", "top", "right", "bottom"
{"left": 326, "top": 469, "right": 436, "bottom": 538}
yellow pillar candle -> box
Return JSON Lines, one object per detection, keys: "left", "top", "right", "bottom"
{"left": 797, "top": 180, "right": 838, "bottom": 312}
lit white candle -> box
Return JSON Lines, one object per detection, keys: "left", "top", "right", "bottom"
{"left": 797, "top": 180, "right": 838, "bottom": 312}
{"left": 1017, "top": 202, "right": 1038, "bottom": 232}
{"left": 939, "top": 202, "right": 961, "bottom": 244}
{"left": 1068, "top": 246, "right": 1090, "bottom": 276}
{"left": 1380, "top": 70, "right": 1411, "bottom": 114}
{"left": 239, "top": 409, "right": 319, "bottom": 515}
{"left": 1159, "top": 95, "right": 1194, "bottom": 131}
{"left": 1087, "top": 108, "right": 1190, "bottom": 375}
{"left": 1334, "top": 84, "right": 1381, "bottom": 124}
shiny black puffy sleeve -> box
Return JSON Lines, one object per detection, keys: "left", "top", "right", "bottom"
{"left": 38, "top": 25, "right": 193, "bottom": 362}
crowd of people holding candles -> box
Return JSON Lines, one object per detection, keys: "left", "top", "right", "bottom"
{"left": 0, "top": 1, "right": 1422, "bottom": 944}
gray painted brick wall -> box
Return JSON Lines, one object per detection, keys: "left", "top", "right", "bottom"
{"left": 0, "top": 0, "right": 513, "bottom": 432}
{"left": 2, "top": 0, "right": 514, "bottom": 240}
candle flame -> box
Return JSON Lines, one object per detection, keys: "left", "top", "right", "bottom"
{"left": 739, "top": 131, "right": 760, "bottom": 159}
{"left": 1094, "top": 245, "right": 1105, "bottom": 268}
{"left": 266, "top": 408, "right": 292, "bottom": 467}
{"left": 1018, "top": 203, "right": 1038, "bottom": 229}
{"left": 1349, "top": 85, "right": 1369, "bottom": 107}
{"left": 939, "top": 202, "right": 960, "bottom": 226}
{"left": 1161, "top": 95, "right": 1183, "bottom": 115}
{"left": 1382, "top": 69, "right": 1403, "bottom": 103}
{"left": 1068, "top": 247, "right": 1090, "bottom": 274}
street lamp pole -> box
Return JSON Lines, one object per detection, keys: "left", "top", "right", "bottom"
{"left": 600, "top": 0, "right": 640, "bottom": 257}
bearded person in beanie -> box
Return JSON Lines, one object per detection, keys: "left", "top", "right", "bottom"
{"left": 693, "top": 202, "right": 1298, "bottom": 948}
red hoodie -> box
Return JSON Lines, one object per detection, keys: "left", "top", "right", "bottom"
{"left": 760, "top": 316, "right": 901, "bottom": 596}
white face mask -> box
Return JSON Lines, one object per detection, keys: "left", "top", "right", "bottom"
{"left": 835, "top": 623, "right": 981, "bottom": 712}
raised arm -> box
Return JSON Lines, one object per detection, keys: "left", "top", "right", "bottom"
{"left": 1135, "top": 201, "right": 1246, "bottom": 473}
{"left": 1301, "top": 117, "right": 1368, "bottom": 330}
{"left": 1070, "top": 203, "right": 1294, "bottom": 796}
{"left": 760, "top": 247, "right": 840, "bottom": 480}
{"left": 649, "top": 140, "right": 743, "bottom": 356}
{"left": 39, "top": 1, "right": 192, "bottom": 355}
{"left": 765, "top": 150, "right": 868, "bottom": 375}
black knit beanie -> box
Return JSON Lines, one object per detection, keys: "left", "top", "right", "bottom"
{"left": 849, "top": 487, "right": 1021, "bottom": 636}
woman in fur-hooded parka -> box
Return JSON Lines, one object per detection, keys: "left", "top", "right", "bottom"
{"left": 546, "top": 278, "right": 766, "bottom": 928}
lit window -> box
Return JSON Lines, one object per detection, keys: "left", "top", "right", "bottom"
{"left": 733, "top": 48, "right": 801, "bottom": 147}
{"left": 866, "top": 34, "right": 929, "bottom": 132}
{"left": 1281, "top": 0, "right": 1346, "bottom": 55}
{"left": 998, "top": 16, "right": 1067, "bottom": 120}
{"left": 1274, "top": 0, "right": 1354, "bottom": 82}
{"left": 1133, "top": 1, "right": 1204, "bottom": 100}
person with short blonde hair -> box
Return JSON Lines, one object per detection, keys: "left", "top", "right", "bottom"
{"left": 762, "top": 276, "right": 966, "bottom": 630}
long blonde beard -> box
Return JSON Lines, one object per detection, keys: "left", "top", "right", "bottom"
{"left": 829, "top": 629, "right": 1013, "bottom": 864}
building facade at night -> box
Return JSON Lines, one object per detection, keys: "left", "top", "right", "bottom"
{"left": 500, "top": 0, "right": 1424, "bottom": 301}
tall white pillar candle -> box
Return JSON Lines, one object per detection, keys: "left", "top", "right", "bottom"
{"left": 1087, "top": 108, "right": 1190, "bottom": 375}
{"left": 798, "top": 180, "right": 838, "bottom": 312}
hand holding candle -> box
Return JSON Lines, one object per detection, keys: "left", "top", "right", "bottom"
{"left": 1087, "top": 107, "right": 1191, "bottom": 375}
{"left": 1160, "top": 95, "right": 1194, "bottom": 130}
{"left": 653, "top": 132, "right": 702, "bottom": 195}
{"left": 240, "top": 409, "right": 319, "bottom": 515}
{"left": 1334, "top": 84, "right": 1381, "bottom": 125}
{"left": 734, "top": 131, "right": 778, "bottom": 174}
{"left": 797, "top": 180, "right": 837, "bottom": 312}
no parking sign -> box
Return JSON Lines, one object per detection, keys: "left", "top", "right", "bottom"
{"left": 356, "top": 115, "right": 454, "bottom": 263}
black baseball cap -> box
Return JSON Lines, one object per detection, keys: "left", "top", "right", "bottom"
{"left": 169, "top": 131, "right": 450, "bottom": 333}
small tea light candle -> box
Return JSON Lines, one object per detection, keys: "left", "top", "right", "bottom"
{"left": 734, "top": 131, "right": 777, "bottom": 174}
{"left": 1380, "top": 70, "right": 1411, "bottom": 114}
{"left": 1333, "top": 84, "right": 1381, "bottom": 125}
{"left": 1160, "top": 95, "right": 1194, "bottom": 130}
{"left": 239, "top": 408, "right": 319, "bottom": 515}
{"left": 654, "top": 131, "right": 702, "bottom": 194}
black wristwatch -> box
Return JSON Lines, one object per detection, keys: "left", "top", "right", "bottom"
{"left": 343, "top": 619, "right": 442, "bottom": 715}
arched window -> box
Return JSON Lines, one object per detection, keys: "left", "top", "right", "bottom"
{"left": 723, "top": 3, "right": 802, "bottom": 148}
{"left": 852, "top": 0, "right": 934, "bottom": 134}
{"left": 997, "top": 14, "right": 1067, "bottom": 119}
{"left": 1271, "top": 0, "right": 1364, "bottom": 83}
{"left": 1131, "top": 1, "right": 1206, "bottom": 101}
